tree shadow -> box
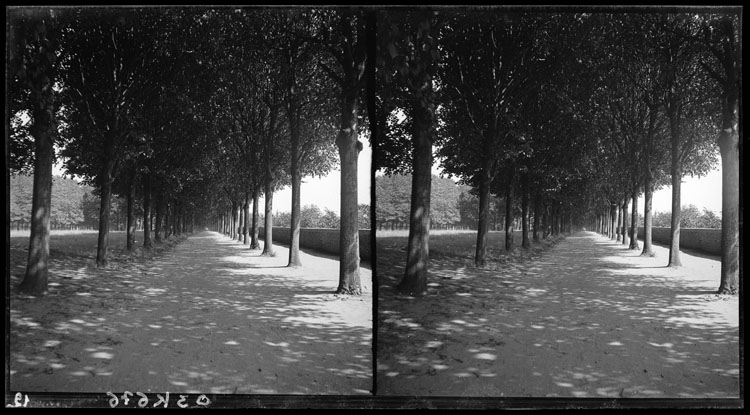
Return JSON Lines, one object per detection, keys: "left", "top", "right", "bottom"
{"left": 376, "top": 231, "right": 739, "bottom": 398}
{"left": 9, "top": 231, "right": 372, "bottom": 395}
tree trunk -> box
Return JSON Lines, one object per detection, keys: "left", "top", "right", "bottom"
{"left": 126, "top": 170, "right": 136, "bottom": 252}
{"left": 629, "top": 190, "right": 639, "bottom": 250}
{"left": 717, "top": 128, "right": 739, "bottom": 293}
{"left": 142, "top": 172, "right": 152, "bottom": 248}
{"left": 521, "top": 173, "right": 530, "bottom": 249}
{"left": 261, "top": 181, "right": 275, "bottom": 257}
{"left": 288, "top": 164, "right": 303, "bottom": 267}
{"left": 236, "top": 202, "right": 243, "bottom": 241}
{"left": 335, "top": 89, "right": 362, "bottom": 295}
{"left": 251, "top": 186, "right": 260, "bottom": 249}
{"left": 542, "top": 205, "right": 549, "bottom": 238}
{"left": 717, "top": 60, "right": 740, "bottom": 294}
{"left": 230, "top": 200, "right": 238, "bottom": 241}
{"left": 243, "top": 192, "right": 250, "bottom": 245}
{"left": 614, "top": 202, "right": 621, "bottom": 242}
{"left": 96, "top": 158, "right": 115, "bottom": 267}
{"left": 641, "top": 172, "right": 655, "bottom": 256}
{"left": 474, "top": 161, "right": 492, "bottom": 268}
{"left": 154, "top": 195, "right": 162, "bottom": 242}
{"left": 19, "top": 96, "right": 55, "bottom": 294}
{"left": 397, "top": 101, "right": 432, "bottom": 296}
{"left": 667, "top": 119, "right": 683, "bottom": 267}
{"left": 504, "top": 173, "right": 514, "bottom": 251}
{"left": 621, "top": 198, "right": 629, "bottom": 246}
{"left": 532, "top": 195, "right": 541, "bottom": 242}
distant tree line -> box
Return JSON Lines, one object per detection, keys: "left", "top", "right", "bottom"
{"left": 10, "top": 174, "right": 135, "bottom": 231}
{"left": 651, "top": 205, "right": 721, "bottom": 229}
{"left": 270, "top": 204, "right": 371, "bottom": 230}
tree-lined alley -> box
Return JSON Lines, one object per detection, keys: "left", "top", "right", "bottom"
{"left": 376, "top": 9, "right": 740, "bottom": 296}
{"left": 8, "top": 7, "right": 374, "bottom": 295}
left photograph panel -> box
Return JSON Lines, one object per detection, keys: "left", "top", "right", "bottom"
{"left": 7, "top": 6, "right": 373, "bottom": 399}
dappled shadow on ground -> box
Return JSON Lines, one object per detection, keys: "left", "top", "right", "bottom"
{"left": 376, "top": 232, "right": 739, "bottom": 398}
{"left": 9, "top": 232, "right": 372, "bottom": 395}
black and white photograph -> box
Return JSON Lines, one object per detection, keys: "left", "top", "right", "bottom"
{"left": 374, "top": 6, "right": 740, "bottom": 402}
{"left": 7, "top": 6, "right": 373, "bottom": 404}
{"left": 6, "top": 4, "right": 742, "bottom": 410}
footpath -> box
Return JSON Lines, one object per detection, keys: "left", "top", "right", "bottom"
{"left": 10, "top": 231, "right": 372, "bottom": 396}
{"left": 377, "top": 231, "right": 739, "bottom": 398}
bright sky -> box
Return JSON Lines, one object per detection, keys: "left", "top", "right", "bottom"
{"left": 429, "top": 162, "right": 724, "bottom": 216}
{"left": 263, "top": 136, "right": 372, "bottom": 214}
{"left": 646, "top": 166, "right": 723, "bottom": 215}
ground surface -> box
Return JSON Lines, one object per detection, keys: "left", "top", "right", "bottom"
{"left": 9, "top": 231, "right": 372, "bottom": 395}
{"left": 377, "top": 231, "right": 739, "bottom": 398}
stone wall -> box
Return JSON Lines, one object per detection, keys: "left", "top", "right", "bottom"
{"left": 637, "top": 227, "right": 721, "bottom": 256}
{"left": 259, "top": 227, "right": 372, "bottom": 262}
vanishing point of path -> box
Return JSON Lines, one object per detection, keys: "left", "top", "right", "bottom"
{"left": 377, "top": 231, "right": 739, "bottom": 398}
{"left": 10, "top": 231, "right": 372, "bottom": 395}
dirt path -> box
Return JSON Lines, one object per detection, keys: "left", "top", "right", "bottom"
{"left": 10, "top": 231, "right": 372, "bottom": 395}
{"left": 377, "top": 231, "right": 739, "bottom": 398}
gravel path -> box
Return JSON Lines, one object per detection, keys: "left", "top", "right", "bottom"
{"left": 10, "top": 231, "right": 372, "bottom": 396}
{"left": 377, "top": 231, "right": 739, "bottom": 398}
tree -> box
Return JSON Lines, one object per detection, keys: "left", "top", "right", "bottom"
{"left": 375, "top": 174, "right": 411, "bottom": 230}
{"left": 10, "top": 8, "right": 64, "bottom": 294}
{"left": 654, "top": 14, "right": 720, "bottom": 267}
{"left": 430, "top": 176, "right": 461, "bottom": 229}
{"left": 378, "top": 9, "right": 441, "bottom": 295}
{"left": 358, "top": 204, "right": 371, "bottom": 230}
{"left": 318, "top": 8, "right": 371, "bottom": 294}
{"left": 59, "top": 8, "right": 180, "bottom": 267}
{"left": 700, "top": 13, "right": 740, "bottom": 294}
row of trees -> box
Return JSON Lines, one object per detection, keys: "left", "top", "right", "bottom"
{"left": 377, "top": 9, "right": 739, "bottom": 295}
{"left": 377, "top": 173, "right": 722, "bottom": 230}
{"left": 9, "top": 7, "right": 374, "bottom": 295}
{"left": 10, "top": 174, "right": 135, "bottom": 230}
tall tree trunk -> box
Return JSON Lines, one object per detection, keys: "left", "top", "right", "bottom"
{"left": 19, "top": 95, "right": 55, "bottom": 294}
{"left": 164, "top": 201, "right": 171, "bottom": 239}
{"left": 19, "top": 18, "right": 57, "bottom": 294}
{"left": 532, "top": 195, "right": 541, "bottom": 241}
{"left": 142, "top": 172, "right": 152, "bottom": 248}
{"left": 154, "top": 194, "right": 162, "bottom": 242}
{"left": 717, "top": 121, "right": 739, "bottom": 293}
{"left": 716, "top": 30, "right": 740, "bottom": 293}
{"left": 397, "top": 100, "right": 432, "bottom": 295}
{"left": 621, "top": 198, "right": 629, "bottom": 246}
{"left": 96, "top": 157, "right": 115, "bottom": 267}
{"left": 230, "top": 201, "right": 238, "bottom": 241}
{"left": 542, "top": 205, "right": 549, "bottom": 238}
{"left": 288, "top": 96, "right": 303, "bottom": 267}
{"left": 504, "top": 172, "right": 514, "bottom": 251}
{"left": 629, "top": 190, "right": 639, "bottom": 250}
{"left": 335, "top": 92, "right": 362, "bottom": 294}
{"left": 474, "top": 160, "right": 492, "bottom": 268}
{"left": 614, "top": 202, "right": 621, "bottom": 242}
{"left": 641, "top": 171, "right": 655, "bottom": 256}
{"left": 261, "top": 181, "right": 275, "bottom": 257}
{"left": 521, "top": 173, "right": 530, "bottom": 248}
{"left": 667, "top": 119, "right": 683, "bottom": 267}
{"left": 251, "top": 186, "right": 260, "bottom": 249}
{"left": 126, "top": 170, "right": 136, "bottom": 252}
{"left": 243, "top": 192, "right": 250, "bottom": 245}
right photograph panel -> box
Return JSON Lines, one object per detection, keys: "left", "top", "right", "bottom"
{"left": 374, "top": 6, "right": 740, "bottom": 400}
